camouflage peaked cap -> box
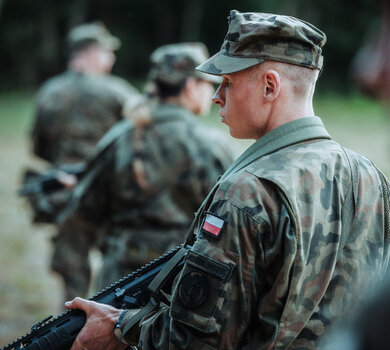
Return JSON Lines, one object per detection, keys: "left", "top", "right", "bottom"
{"left": 197, "top": 10, "right": 327, "bottom": 75}
{"left": 149, "top": 42, "right": 220, "bottom": 84}
{"left": 67, "top": 22, "right": 121, "bottom": 53}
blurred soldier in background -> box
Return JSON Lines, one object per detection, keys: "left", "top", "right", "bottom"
{"left": 53, "top": 42, "right": 236, "bottom": 298}
{"left": 320, "top": 272, "right": 390, "bottom": 350}
{"left": 26, "top": 22, "right": 140, "bottom": 223}
{"left": 31, "top": 21, "right": 139, "bottom": 166}
{"left": 27, "top": 22, "right": 139, "bottom": 300}
{"left": 350, "top": 0, "right": 390, "bottom": 105}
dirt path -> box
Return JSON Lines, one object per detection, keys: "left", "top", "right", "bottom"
{"left": 0, "top": 113, "right": 64, "bottom": 346}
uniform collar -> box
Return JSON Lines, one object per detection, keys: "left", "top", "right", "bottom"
{"left": 220, "top": 116, "right": 331, "bottom": 181}
{"left": 186, "top": 116, "right": 331, "bottom": 244}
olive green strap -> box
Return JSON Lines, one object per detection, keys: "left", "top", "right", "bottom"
{"left": 372, "top": 163, "right": 390, "bottom": 244}
{"left": 337, "top": 148, "right": 359, "bottom": 261}
{"left": 147, "top": 246, "right": 188, "bottom": 295}
{"left": 120, "top": 246, "right": 188, "bottom": 343}
{"left": 119, "top": 300, "right": 159, "bottom": 346}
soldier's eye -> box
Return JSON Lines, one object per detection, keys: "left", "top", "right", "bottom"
{"left": 223, "top": 78, "right": 231, "bottom": 88}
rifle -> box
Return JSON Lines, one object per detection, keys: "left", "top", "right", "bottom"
{"left": 1, "top": 245, "right": 185, "bottom": 350}
{"left": 18, "top": 163, "right": 87, "bottom": 223}
{"left": 18, "top": 163, "right": 87, "bottom": 196}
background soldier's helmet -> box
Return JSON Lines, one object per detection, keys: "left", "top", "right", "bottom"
{"left": 149, "top": 42, "right": 220, "bottom": 84}
{"left": 197, "top": 10, "right": 327, "bottom": 75}
{"left": 67, "top": 21, "right": 121, "bottom": 54}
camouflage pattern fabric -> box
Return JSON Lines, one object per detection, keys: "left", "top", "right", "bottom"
{"left": 56, "top": 102, "right": 236, "bottom": 291}
{"left": 196, "top": 10, "right": 326, "bottom": 75}
{"left": 149, "top": 42, "right": 221, "bottom": 84}
{"left": 31, "top": 70, "right": 138, "bottom": 298}
{"left": 320, "top": 270, "right": 390, "bottom": 350}
{"left": 31, "top": 70, "right": 139, "bottom": 165}
{"left": 67, "top": 21, "right": 121, "bottom": 53}
{"left": 51, "top": 218, "right": 96, "bottom": 301}
{"left": 131, "top": 117, "right": 390, "bottom": 349}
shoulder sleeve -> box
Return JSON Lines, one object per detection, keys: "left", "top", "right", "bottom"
{"left": 105, "top": 75, "right": 140, "bottom": 102}
{"left": 134, "top": 196, "right": 266, "bottom": 348}
{"left": 31, "top": 111, "right": 50, "bottom": 161}
{"left": 31, "top": 76, "right": 68, "bottom": 162}
{"left": 133, "top": 175, "right": 299, "bottom": 349}
{"left": 31, "top": 86, "right": 54, "bottom": 161}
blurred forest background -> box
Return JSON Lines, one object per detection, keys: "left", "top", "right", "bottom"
{"left": 0, "top": 0, "right": 382, "bottom": 92}
{"left": 1, "top": 0, "right": 390, "bottom": 347}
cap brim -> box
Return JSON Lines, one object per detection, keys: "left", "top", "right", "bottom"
{"left": 194, "top": 71, "right": 222, "bottom": 84}
{"left": 196, "top": 51, "right": 264, "bottom": 75}
{"left": 100, "top": 37, "right": 121, "bottom": 51}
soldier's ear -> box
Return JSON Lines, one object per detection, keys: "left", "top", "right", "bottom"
{"left": 182, "top": 77, "right": 200, "bottom": 102}
{"left": 181, "top": 77, "right": 201, "bottom": 113}
{"left": 183, "top": 77, "right": 197, "bottom": 94}
{"left": 263, "top": 69, "right": 280, "bottom": 102}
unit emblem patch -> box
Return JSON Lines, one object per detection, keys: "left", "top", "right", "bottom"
{"left": 178, "top": 271, "right": 210, "bottom": 309}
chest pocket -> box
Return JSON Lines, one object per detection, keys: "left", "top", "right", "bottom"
{"left": 170, "top": 247, "right": 236, "bottom": 334}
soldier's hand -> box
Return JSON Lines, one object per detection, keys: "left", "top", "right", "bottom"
{"left": 65, "top": 297, "right": 128, "bottom": 350}
{"left": 57, "top": 171, "right": 78, "bottom": 189}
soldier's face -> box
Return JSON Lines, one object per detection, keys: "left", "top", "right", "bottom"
{"left": 186, "top": 78, "right": 214, "bottom": 116}
{"left": 212, "top": 66, "right": 265, "bottom": 140}
{"left": 194, "top": 80, "right": 214, "bottom": 115}
{"left": 91, "top": 45, "right": 116, "bottom": 74}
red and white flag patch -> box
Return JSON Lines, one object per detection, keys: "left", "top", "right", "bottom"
{"left": 201, "top": 213, "right": 225, "bottom": 238}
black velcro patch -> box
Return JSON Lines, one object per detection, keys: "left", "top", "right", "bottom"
{"left": 186, "top": 251, "right": 231, "bottom": 281}
{"left": 178, "top": 271, "right": 210, "bottom": 309}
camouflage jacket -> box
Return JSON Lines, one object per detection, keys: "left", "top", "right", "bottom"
{"left": 132, "top": 116, "right": 390, "bottom": 350}
{"left": 31, "top": 70, "right": 139, "bottom": 165}
{"left": 59, "top": 103, "right": 236, "bottom": 279}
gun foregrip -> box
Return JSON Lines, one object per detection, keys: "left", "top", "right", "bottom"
{"left": 24, "top": 310, "right": 85, "bottom": 350}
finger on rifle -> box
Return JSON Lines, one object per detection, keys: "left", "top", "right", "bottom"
{"left": 65, "top": 297, "right": 92, "bottom": 313}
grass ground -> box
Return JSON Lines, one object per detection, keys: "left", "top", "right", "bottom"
{"left": 0, "top": 90, "right": 389, "bottom": 346}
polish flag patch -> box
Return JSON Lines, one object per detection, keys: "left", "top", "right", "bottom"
{"left": 201, "top": 213, "right": 225, "bottom": 238}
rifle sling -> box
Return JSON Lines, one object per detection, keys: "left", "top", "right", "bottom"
{"left": 120, "top": 247, "right": 188, "bottom": 343}
{"left": 118, "top": 299, "right": 157, "bottom": 346}
{"left": 147, "top": 246, "right": 188, "bottom": 295}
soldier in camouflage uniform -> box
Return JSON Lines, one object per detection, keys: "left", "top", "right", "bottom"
{"left": 66, "top": 10, "right": 390, "bottom": 350}
{"left": 56, "top": 42, "right": 236, "bottom": 297}
{"left": 320, "top": 271, "right": 390, "bottom": 350}
{"left": 31, "top": 21, "right": 139, "bottom": 165}
{"left": 27, "top": 23, "right": 139, "bottom": 223}
{"left": 30, "top": 22, "right": 139, "bottom": 300}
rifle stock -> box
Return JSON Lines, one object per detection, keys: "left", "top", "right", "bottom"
{"left": 1, "top": 245, "right": 185, "bottom": 350}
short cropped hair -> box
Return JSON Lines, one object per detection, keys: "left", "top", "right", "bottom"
{"left": 151, "top": 78, "right": 187, "bottom": 100}
{"left": 254, "top": 61, "right": 319, "bottom": 97}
